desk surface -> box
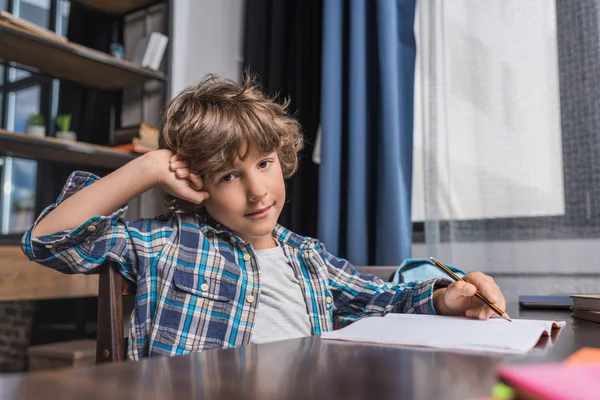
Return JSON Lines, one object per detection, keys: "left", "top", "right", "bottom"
{"left": 1, "top": 307, "right": 598, "bottom": 400}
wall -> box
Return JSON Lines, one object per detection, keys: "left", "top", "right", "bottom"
{"left": 413, "top": 240, "right": 600, "bottom": 302}
{"left": 0, "top": 301, "right": 34, "bottom": 372}
{"left": 171, "top": 0, "right": 245, "bottom": 96}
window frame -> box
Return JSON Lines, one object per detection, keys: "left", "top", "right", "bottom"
{"left": 411, "top": 0, "right": 600, "bottom": 245}
{"left": 0, "top": 0, "right": 64, "bottom": 238}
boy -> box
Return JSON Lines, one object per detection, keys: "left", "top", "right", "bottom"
{"left": 22, "top": 75, "right": 505, "bottom": 360}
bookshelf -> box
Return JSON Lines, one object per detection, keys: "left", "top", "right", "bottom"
{"left": 0, "top": 129, "right": 137, "bottom": 169}
{"left": 0, "top": 1, "right": 171, "bottom": 238}
{"left": 71, "top": 0, "right": 160, "bottom": 15}
{"left": 0, "top": 20, "right": 164, "bottom": 90}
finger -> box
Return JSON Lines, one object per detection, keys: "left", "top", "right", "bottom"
{"left": 170, "top": 153, "right": 184, "bottom": 162}
{"left": 175, "top": 169, "right": 190, "bottom": 179}
{"left": 180, "top": 189, "right": 210, "bottom": 205}
{"left": 169, "top": 160, "right": 190, "bottom": 172}
{"left": 444, "top": 281, "right": 477, "bottom": 311}
{"left": 475, "top": 281, "right": 500, "bottom": 304}
{"left": 189, "top": 173, "right": 204, "bottom": 191}
{"left": 464, "top": 273, "right": 499, "bottom": 304}
{"left": 478, "top": 306, "right": 495, "bottom": 320}
{"left": 451, "top": 281, "right": 477, "bottom": 298}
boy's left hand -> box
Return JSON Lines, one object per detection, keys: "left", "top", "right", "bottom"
{"left": 432, "top": 272, "right": 506, "bottom": 319}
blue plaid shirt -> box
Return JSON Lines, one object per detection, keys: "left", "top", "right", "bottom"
{"left": 21, "top": 171, "right": 449, "bottom": 360}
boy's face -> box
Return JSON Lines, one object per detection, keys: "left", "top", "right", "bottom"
{"left": 203, "top": 149, "right": 285, "bottom": 250}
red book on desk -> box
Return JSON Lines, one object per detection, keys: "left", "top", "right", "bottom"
{"left": 498, "top": 362, "right": 600, "bottom": 400}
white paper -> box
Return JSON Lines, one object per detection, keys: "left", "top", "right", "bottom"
{"left": 321, "top": 314, "right": 566, "bottom": 354}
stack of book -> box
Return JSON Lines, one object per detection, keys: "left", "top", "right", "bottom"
{"left": 570, "top": 294, "right": 600, "bottom": 323}
{"left": 130, "top": 32, "right": 169, "bottom": 71}
{"left": 112, "top": 123, "right": 159, "bottom": 153}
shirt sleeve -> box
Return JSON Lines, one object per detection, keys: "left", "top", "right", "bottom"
{"left": 20, "top": 171, "right": 173, "bottom": 282}
{"left": 318, "top": 241, "right": 452, "bottom": 327}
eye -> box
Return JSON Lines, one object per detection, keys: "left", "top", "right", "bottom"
{"left": 220, "top": 173, "right": 236, "bottom": 183}
{"left": 258, "top": 160, "right": 273, "bottom": 169}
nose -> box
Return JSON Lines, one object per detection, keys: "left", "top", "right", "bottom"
{"left": 246, "top": 174, "right": 267, "bottom": 202}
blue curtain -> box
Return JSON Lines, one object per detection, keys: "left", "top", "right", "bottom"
{"left": 319, "top": 0, "right": 417, "bottom": 265}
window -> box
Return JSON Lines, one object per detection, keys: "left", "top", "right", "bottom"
{"left": 15, "top": 0, "right": 51, "bottom": 29}
{"left": 0, "top": 0, "right": 70, "bottom": 236}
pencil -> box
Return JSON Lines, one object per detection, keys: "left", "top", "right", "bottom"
{"left": 429, "top": 257, "right": 512, "bottom": 322}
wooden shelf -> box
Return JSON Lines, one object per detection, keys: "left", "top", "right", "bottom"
{"left": 0, "top": 20, "right": 164, "bottom": 90}
{"left": 72, "top": 0, "right": 160, "bottom": 14}
{"left": 0, "top": 130, "right": 138, "bottom": 169}
{"left": 0, "top": 246, "right": 98, "bottom": 301}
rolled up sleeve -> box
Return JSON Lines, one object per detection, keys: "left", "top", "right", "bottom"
{"left": 21, "top": 171, "right": 171, "bottom": 281}
{"left": 319, "top": 241, "right": 452, "bottom": 326}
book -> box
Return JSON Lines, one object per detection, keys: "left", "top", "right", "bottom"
{"left": 112, "top": 141, "right": 155, "bottom": 154}
{"left": 131, "top": 137, "right": 157, "bottom": 153}
{"left": 131, "top": 32, "right": 169, "bottom": 70}
{"left": 570, "top": 294, "right": 600, "bottom": 311}
{"left": 498, "top": 362, "right": 600, "bottom": 400}
{"left": 320, "top": 314, "right": 566, "bottom": 354}
{"left": 112, "top": 123, "right": 158, "bottom": 146}
{"left": 571, "top": 308, "right": 600, "bottom": 324}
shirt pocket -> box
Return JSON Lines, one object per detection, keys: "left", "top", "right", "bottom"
{"left": 155, "top": 266, "right": 238, "bottom": 355}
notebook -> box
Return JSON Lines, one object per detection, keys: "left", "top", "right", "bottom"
{"left": 320, "top": 314, "right": 565, "bottom": 354}
{"left": 570, "top": 294, "right": 600, "bottom": 310}
{"left": 571, "top": 308, "right": 600, "bottom": 323}
{"left": 498, "top": 362, "right": 600, "bottom": 400}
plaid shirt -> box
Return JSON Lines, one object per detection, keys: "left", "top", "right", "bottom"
{"left": 21, "top": 171, "right": 449, "bottom": 360}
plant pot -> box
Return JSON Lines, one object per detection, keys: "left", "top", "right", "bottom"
{"left": 26, "top": 125, "right": 46, "bottom": 137}
{"left": 56, "top": 131, "right": 77, "bottom": 141}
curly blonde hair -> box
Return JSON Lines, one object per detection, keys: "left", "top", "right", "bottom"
{"left": 159, "top": 73, "right": 304, "bottom": 213}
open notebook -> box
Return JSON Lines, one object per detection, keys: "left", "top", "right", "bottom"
{"left": 321, "top": 314, "right": 566, "bottom": 354}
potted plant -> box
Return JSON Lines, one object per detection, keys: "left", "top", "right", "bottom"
{"left": 55, "top": 114, "right": 76, "bottom": 141}
{"left": 26, "top": 113, "right": 46, "bottom": 137}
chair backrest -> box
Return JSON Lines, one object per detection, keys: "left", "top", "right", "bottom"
{"left": 96, "top": 261, "right": 135, "bottom": 363}
{"left": 94, "top": 263, "right": 396, "bottom": 363}
{"left": 353, "top": 266, "right": 397, "bottom": 282}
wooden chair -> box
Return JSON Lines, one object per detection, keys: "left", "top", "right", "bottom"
{"left": 95, "top": 262, "right": 398, "bottom": 363}
{"left": 96, "top": 261, "right": 135, "bottom": 363}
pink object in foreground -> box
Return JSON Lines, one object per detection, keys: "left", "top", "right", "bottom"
{"left": 498, "top": 362, "right": 600, "bottom": 400}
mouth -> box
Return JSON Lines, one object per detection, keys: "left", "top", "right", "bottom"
{"left": 245, "top": 205, "right": 273, "bottom": 219}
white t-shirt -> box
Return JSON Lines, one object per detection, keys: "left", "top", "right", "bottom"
{"left": 250, "top": 244, "right": 312, "bottom": 344}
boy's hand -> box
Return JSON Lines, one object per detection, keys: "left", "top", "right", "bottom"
{"left": 432, "top": 272, "right": 506, "bottom": 319}
{"left": 150, "top": 150, "right": 209, "bottom": 204}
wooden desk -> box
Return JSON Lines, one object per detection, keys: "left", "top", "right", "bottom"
{"left": 0, "top": 307, "right": 597, "bottom": 400}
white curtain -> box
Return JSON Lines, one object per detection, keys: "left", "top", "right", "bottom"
{"left": 413, "top": 0, "right": 600, "bottom": 301}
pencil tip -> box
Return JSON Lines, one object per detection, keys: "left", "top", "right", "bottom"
{"left": 504, "top": 314, "right": 513, "bottom": 322}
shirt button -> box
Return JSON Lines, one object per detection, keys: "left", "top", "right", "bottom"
{"left": 45, "top": 244, "right": 54, "bottom": 249}
{"left": 229, "top": 236, "right": 236, "bottom": 243}
{"left": 326, "top": 296, "right": 332, "bottom": 304}
{"left": 200, "top": 283, "right": 209, "bottom": 291}
{"left": 86, "top": 225, "right": 96, "bottom": 232}
{"left": 246, "top": 295, "right": 255, "bottom": 304}
{"left": 243, "top": 254, "right": 251, "bottom": 261}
